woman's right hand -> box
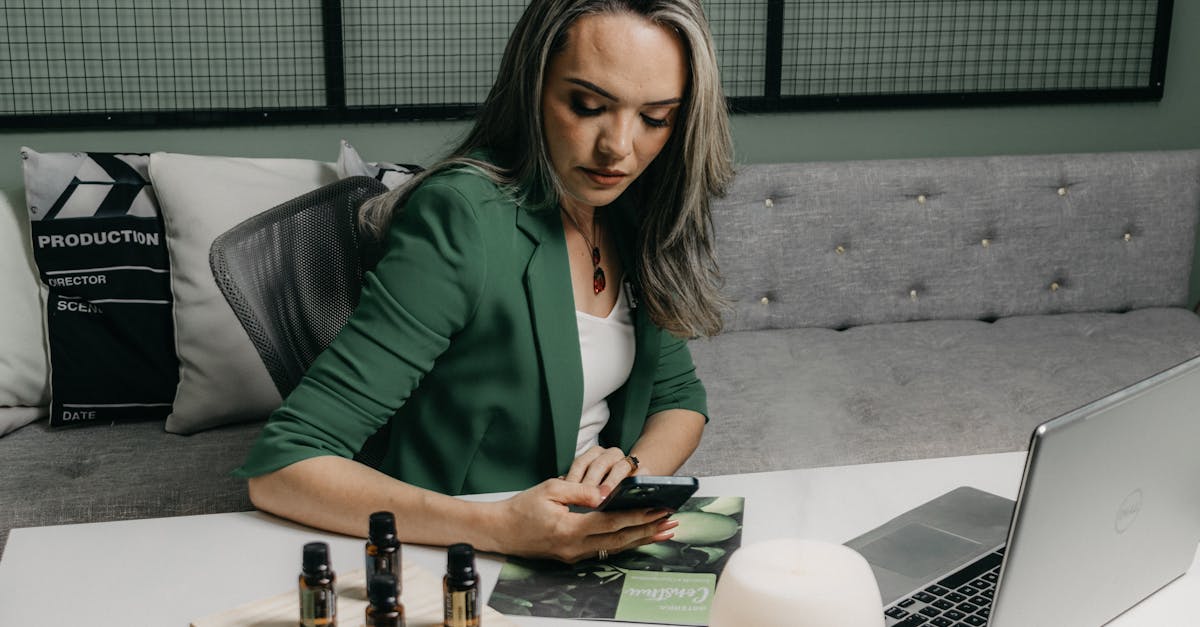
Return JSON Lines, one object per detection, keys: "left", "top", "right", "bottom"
{"left": 485, "top": 478, "right": 678, "bottom": 563}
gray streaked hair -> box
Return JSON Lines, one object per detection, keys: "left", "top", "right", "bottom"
{"left": 361, "top": 0, "right": 734, "bottom": 338}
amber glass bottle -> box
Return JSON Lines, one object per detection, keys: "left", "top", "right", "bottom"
{"left": 443, "top": 543, "right": 480, "bottom": 627}
{"left": 365, "top": 572, "right": 406, "bottom": 627}
{"left": 299, "top": 541, "right": 337, "bottom": 627}
{"left": 365, "top": 511, "right": 402, "bottom": 593}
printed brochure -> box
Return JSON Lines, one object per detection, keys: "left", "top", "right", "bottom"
{"left": 489, "top": 496, "right": 745, "bottom": 625}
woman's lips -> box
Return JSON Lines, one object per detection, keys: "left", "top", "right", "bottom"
{"left": 581, "top": 167, "right": 628, "bottom": 187}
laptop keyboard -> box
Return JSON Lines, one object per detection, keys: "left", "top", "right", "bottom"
{"left": 883, "top": 548, "right": 1005, "bottom": 627}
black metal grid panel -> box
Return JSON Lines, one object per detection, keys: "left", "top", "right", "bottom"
{"left": 782, "top": 0, "right": 1161, "bottom": 98}
{"left": 0, "top": 0, "right": 1174, "bottom": 129}
{"left": 0, "top": 0, "right": 325, "bottom": 118}
{"left": 342, "top": 0, "right": 526, "bottom": 108}
{"left": 705, "top": 0, "right": 768, "bottom": 98}
{"left": 341, "top": 1, "right": 767, "bottom": 106}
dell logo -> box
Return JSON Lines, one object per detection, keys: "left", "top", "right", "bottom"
{"left": 1115, "top": 488, "right": 1143, "bottom": 534}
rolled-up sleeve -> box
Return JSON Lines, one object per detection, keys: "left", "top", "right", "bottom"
{"left": 645, "top": 331, "right": 708, "bottom": 422}
{"left": 235, "top": 181, "right": 486, "bottom": 477}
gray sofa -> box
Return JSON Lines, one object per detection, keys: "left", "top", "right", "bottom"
{"left": 681, "top": 149, "right": 1200, "bottom": 475}
{"left": 3, "top": 149, "right": 1199, "bottom": 559}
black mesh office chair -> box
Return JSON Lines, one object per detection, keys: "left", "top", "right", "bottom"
{"left": 210, "top": 176, "right": 392, "bottom": 467}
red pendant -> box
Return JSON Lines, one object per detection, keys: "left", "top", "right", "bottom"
{"left": 593, "top": 266, "right": 606, "bottom": 295}
{"left": 591, "top": 247, "right": 601, "bottom": 266}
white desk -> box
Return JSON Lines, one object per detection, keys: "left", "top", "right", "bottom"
{"left": 1, "top": 452, "right": 1195, "bottom": 626}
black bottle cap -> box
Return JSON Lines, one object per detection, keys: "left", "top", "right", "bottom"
{"left": 368, "top": 572, "right": 399, "bottom": 607}
{"left": 302, "top": 542, "right": 332, "bottom": 576}
{"left": 446, "top": 543, "right": 476, "bottom": 582}
{"left": 369, "top": 511, "right": 398, "bottom": 545}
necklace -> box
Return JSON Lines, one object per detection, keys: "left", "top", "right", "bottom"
{"left": 561, "top": 206, "right": 606, "bottom": 294}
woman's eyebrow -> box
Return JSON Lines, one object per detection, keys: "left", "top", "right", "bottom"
{"left": 566, "top": 77, "right": 683, "bottom": 106}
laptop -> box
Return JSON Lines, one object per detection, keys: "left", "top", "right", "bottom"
{"left": 846, "top": 354, "right": 1200, "bottom": 627}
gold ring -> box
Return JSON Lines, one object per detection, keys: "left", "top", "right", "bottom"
{"left": 597, "top": 548, "right": 609, "bottom": 561}
{"left": 623, "top": 455, "right": 639, "bottom": 474}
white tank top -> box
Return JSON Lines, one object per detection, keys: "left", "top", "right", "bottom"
{"left": 574, "top": 285, "right": 636, "bottom": 457}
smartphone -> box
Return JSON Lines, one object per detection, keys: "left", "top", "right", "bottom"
{"left": 595, "top": 475, "right": 699, "bottom": 512}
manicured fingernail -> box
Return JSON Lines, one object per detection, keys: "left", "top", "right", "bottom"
{"left": 658, "top": 519, "right": 679, "bottom": 530}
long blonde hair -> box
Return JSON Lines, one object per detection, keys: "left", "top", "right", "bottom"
{"left": 361, "top": 0, "right": 734, "bottom": 337}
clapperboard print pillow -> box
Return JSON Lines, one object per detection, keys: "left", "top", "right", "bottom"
{"left": 21, "top": 148, "right": 179, "bottom": 427}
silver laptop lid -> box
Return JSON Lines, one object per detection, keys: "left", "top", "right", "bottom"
{"left": 991, "top": 355, "right": 1200, "bottom": 627}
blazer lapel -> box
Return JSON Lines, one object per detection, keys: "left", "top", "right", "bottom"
{"left": 516, "top": 206, "right": 583, "bottom": 473}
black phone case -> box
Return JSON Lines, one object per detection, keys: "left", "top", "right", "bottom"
{"left": 596, "top": 476, "right": 699, "bottom": 512}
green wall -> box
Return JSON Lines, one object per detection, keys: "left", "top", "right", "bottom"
{"left": 3, "top": 2, "right": 1199, "bottom": 303}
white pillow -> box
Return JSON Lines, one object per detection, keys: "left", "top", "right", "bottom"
{"left": 151, "top": 153, "right": 339, "bottom": 434}
{"left": 336, "top": 139, "right": 419, "bottom": 190}
{"left": 0, "top": 187, "right": 50, "bottom": 436}
{"left": 0, "top": 407, "right": 47, "bottom": 437}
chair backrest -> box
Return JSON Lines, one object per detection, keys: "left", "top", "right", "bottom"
{"left": 211, "top": 176, "right": 389, "bottom": 395}
{"left": 210, "top": 176, "right": 392, "bottom": 466}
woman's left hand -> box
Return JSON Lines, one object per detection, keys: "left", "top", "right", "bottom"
{"left": 564, "top": 446, "right": 638, "bottom": 496}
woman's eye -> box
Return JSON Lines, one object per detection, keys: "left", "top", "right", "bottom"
{"left": 570, "top": 98, "right": 603, "bottom": 117}
{"left": 641, "top": 114, "right": 670, "bottom": 129}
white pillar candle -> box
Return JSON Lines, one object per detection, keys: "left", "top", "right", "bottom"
{"left": 708, "top": 538, "right": 884, "bottom": 627}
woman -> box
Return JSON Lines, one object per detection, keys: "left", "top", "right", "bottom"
{"left": 238, "top": 0, "right": 733, "bottom": 563}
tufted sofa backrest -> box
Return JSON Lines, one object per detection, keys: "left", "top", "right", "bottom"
{"left": 713, "top": 150, "right": 1200, "bottom": 333}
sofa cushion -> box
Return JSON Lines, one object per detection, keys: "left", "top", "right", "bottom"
{"left": 716, "top": 151, "right": 1200, "bottom": 333}
{"left": 0, "top": 419, "right": 262, "bottom": 560}
{"left": 681, "top": 307, "right": 1200, "bottom": 477}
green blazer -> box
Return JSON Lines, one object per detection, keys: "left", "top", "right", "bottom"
{"left": 236, "top": 167, "right": 707, "bottom": 495}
